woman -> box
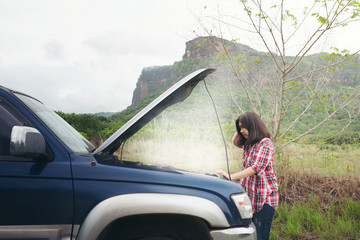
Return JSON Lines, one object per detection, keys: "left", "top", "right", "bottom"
{"left": 218, "top": 112, "right": 279, "bottom": 240}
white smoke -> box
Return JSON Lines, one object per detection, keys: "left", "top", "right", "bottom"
{"left": 120, "top": 70, "right": 245, "bottom": 174}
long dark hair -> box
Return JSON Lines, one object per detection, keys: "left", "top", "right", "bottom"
{"left": 235, "top": 112, "right": 271, "bottom": 146}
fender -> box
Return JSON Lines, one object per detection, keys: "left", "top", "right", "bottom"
{"left": 77, "top": 193, "right": 230, "bottom": 240}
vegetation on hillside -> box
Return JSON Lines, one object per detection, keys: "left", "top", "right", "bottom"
{"left": 57, "top": 54, "right": 360, "bottom": 148}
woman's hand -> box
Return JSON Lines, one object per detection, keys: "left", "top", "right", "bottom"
{"left": 232, "top": 132, "right": 241, "bottom": 148}
{"left": 217, "top": 170, "right": 230, "bottom": 180}
{"left": 217, "top": 167, "right": 257, "bottom": 181}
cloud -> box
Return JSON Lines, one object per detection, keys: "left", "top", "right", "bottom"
{"left": 83, "top": 29, "right": 185, "bottom": 60}
{"left": 2, "top": 0, "right": 358, "bottom": 115}
{"left": 0, "top": 0, "right": 196, "bottom": 114}
{"left": 44, "top": 40, "right": 65, "bottom": 61}
{"left": 83, "top": 32, "right": 145, "bottom": 56}
{"left": 0, "top": 63, "right": 133, "bottom": 113}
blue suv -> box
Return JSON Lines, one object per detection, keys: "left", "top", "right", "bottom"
{"left": 0, "top": 68, "right": 256, "bottom": 240}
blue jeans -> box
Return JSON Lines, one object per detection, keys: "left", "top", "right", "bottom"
{"left": 252, "top": 203, "right": 275, "bottom": 240}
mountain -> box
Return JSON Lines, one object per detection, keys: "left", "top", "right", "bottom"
{"left": 93, "top": 112, "right": 117, "bottom": 117}
{"left": 131, "top": 36, "right": 261, "bottom": 105}
{"left": 130, "top": 36, "right": 359, "bottom": 106}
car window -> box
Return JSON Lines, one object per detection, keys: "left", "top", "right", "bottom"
{"left": 0, "top": 98, "right": 31, "bottom": 156}
{"left": 14, "top": 93, "right": 95, "bottom": 154}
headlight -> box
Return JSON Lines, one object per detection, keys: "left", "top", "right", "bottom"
{"left": 231, "top": 193, "right": 253, "bottom": 219}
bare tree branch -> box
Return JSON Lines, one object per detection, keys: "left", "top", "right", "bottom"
{"left": 280, "top": 87, "right": 360, "bottom": 149}
{"left": 240, "top": 0, "right": 283, "bottom": 72}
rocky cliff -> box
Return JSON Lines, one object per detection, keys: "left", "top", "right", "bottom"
{"left": 131, "top": 36, "right": 259, "bottom": 105}
{"left": 131, "top": 65, "right": 173, "bottom": 105}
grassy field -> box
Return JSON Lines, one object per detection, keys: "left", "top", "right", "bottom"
{"left": 272, "top": 144, "right": 360, "bottom": 239}
{"left": 271, "top": 197, "right": 360, "bottom": 239}
{"left": 278, "top": 143, "right": 360, "bottom": 177}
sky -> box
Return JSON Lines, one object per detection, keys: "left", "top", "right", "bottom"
{"left": 0, "top": 0, "right": 359, "bottom": 114}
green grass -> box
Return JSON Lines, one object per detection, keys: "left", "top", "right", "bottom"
{"left": 272, "top": 143, "right": 360, "bottom": 239}
{"left": 271, "top": 197, "right": 360, "bottom": 240}
{"left": 277, "top": 143, "right": 360, "bottom": 177}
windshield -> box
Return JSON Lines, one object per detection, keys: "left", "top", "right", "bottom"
{"left": 15, "top": 93, "right": 95, "bottom": 154}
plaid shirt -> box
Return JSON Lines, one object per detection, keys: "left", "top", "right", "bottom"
{"left": 239, "top": 138, "right": 279, "bottom": 213}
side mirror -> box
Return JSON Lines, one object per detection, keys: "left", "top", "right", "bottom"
{"left": 10, "top": 126, "right": 47, "bottom": 160}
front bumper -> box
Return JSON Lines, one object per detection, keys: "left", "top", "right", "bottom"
{"left": 210, "top": 222, "right": 256, "bottom": 240}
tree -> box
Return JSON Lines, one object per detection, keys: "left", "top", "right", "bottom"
{"left": 194, "top": 0, "right": 360, "bottom": 149}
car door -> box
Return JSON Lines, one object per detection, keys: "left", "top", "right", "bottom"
{"left": 0, "top": 95, "right": 74, "bottom": 240}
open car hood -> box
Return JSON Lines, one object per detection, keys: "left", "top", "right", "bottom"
{"left": 94, "top": 68, "right": 216, "bottom": 156}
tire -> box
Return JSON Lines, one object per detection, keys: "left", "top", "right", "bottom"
{"left": 101, "top": 214, "right": 211, "bottom": 240}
